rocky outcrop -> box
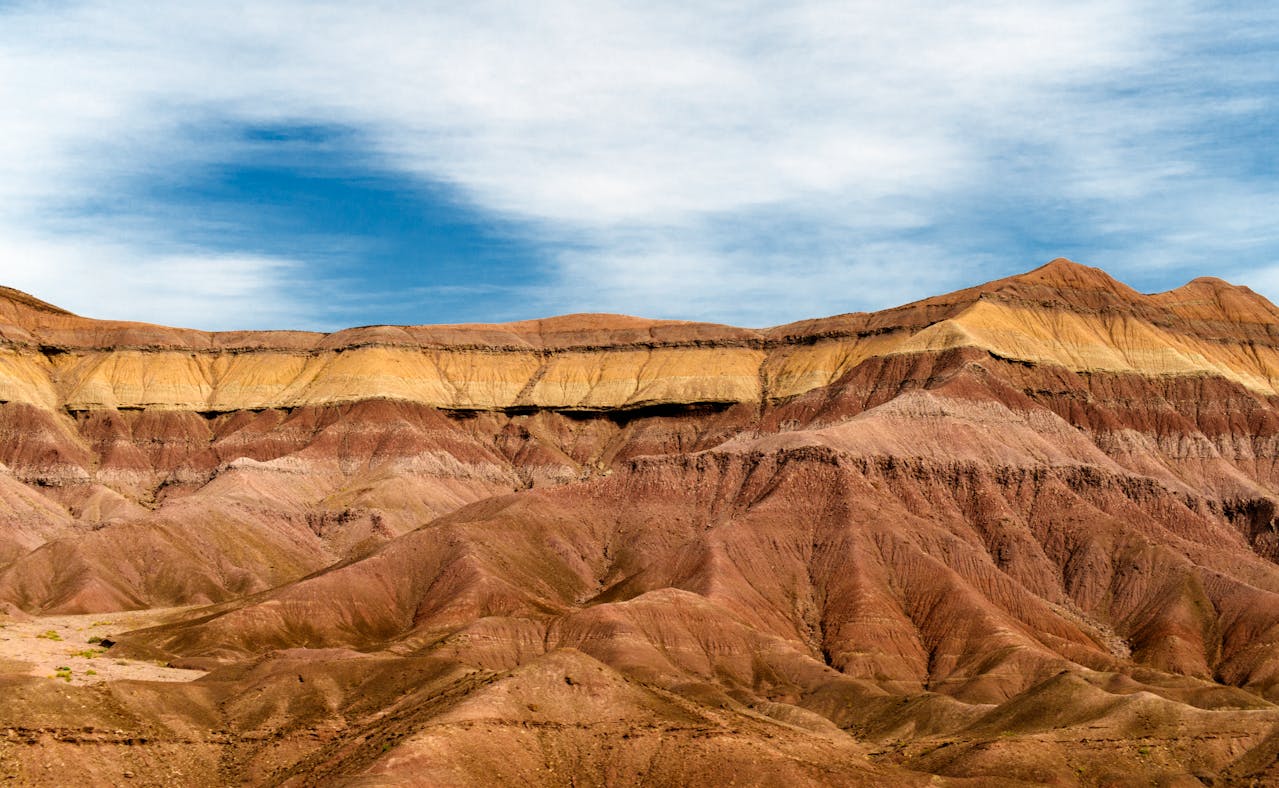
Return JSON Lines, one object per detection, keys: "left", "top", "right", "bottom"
{"left": 3, "top": 259, "right": 1279, "bottom": 418}
{"left": 6, "top": 259, "right": 1279, "bottom": 784}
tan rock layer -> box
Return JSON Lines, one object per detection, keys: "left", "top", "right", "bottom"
{"left": 4, "top": 259, "right": 1279, "bottom": 414}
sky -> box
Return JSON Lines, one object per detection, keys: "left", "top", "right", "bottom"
{"left": 0, "top": 1, "right": 1275, "bottom": 331}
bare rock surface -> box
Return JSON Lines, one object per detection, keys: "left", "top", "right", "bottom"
{"left": 4, "top": 260, "right": 1279, "bottom": 784}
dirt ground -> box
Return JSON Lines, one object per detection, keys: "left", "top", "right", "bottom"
{"left": 0, "top": 608, "right": 206, "bottom": 686}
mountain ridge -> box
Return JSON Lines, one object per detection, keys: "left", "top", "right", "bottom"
{"left": 3, "top": 259, "right": 1279, "bottom": 421}
{"left": 1, "top": 257, "right": 1272, "bottom": 346}
{"left": 5, "top": 259, "right": 1279, "bottom": 784}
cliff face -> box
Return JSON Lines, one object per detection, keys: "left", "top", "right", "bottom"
{"left": 6, "top": 259, "right": 1279, "bottom": 784}
{"left": 4, "top": 258, "right": 1279, "bottom": 416}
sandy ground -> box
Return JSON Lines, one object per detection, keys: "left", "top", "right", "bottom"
{"left": 0, "top": 608, "right": 206, "bottom": 685}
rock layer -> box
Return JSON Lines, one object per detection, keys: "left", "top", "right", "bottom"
{"left": 4, "top": 259, "right": 1279, "bottom": 417}
{"left": 5, "top": 259, "right": 1279, "bottom": 784}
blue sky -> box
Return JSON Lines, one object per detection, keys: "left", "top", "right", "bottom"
{"left": 0, "top": 1, "right": 1275, "bottom": 330}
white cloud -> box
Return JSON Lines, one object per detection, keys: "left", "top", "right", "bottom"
{"left": 551, "top": 235, "right": 981, "bottom": 326}
{"left": 0, "top": 0, "right": 1273, "bottom": 327}
{"left": 0, "top": 234, "right": 316, "bottom": 331}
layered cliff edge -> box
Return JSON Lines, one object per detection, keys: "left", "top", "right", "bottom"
{"left": 6, "top": 259, "right": 1279, "bottom": 785}
{"left": 2, "top": 258, "right": 1279, "bottom": 415}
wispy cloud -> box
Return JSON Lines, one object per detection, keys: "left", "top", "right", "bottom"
{"left": 0, "top": 234, "right": 318, "bottom": 330}
{"left": 0, "top": 1, "right": 1274, "bottom": 328}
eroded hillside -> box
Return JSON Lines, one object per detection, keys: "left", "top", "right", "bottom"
{"left": 4, "top": 259, "right": 1279, "bottom": 785}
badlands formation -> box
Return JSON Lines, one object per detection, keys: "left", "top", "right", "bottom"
{"left": 2, "top": 259, "right": 1279, "bottom": 784}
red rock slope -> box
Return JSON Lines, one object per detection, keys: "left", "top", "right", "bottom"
{"left": 4, "top": 259, "right": 1279, "bottom": 784}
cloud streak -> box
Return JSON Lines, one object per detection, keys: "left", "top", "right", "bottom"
{"left": 0, "top": 1, "right": 1275, "bottom": 328}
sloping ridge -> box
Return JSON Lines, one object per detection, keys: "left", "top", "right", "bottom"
{"left": 2, "top": 258, "right": 1279, "bottom": 418}
{"left": 0, "top": 286, "right": 74, "bottom": 317}
{"left": 6, "top": 259, "right": 1279, "bottom": 785}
